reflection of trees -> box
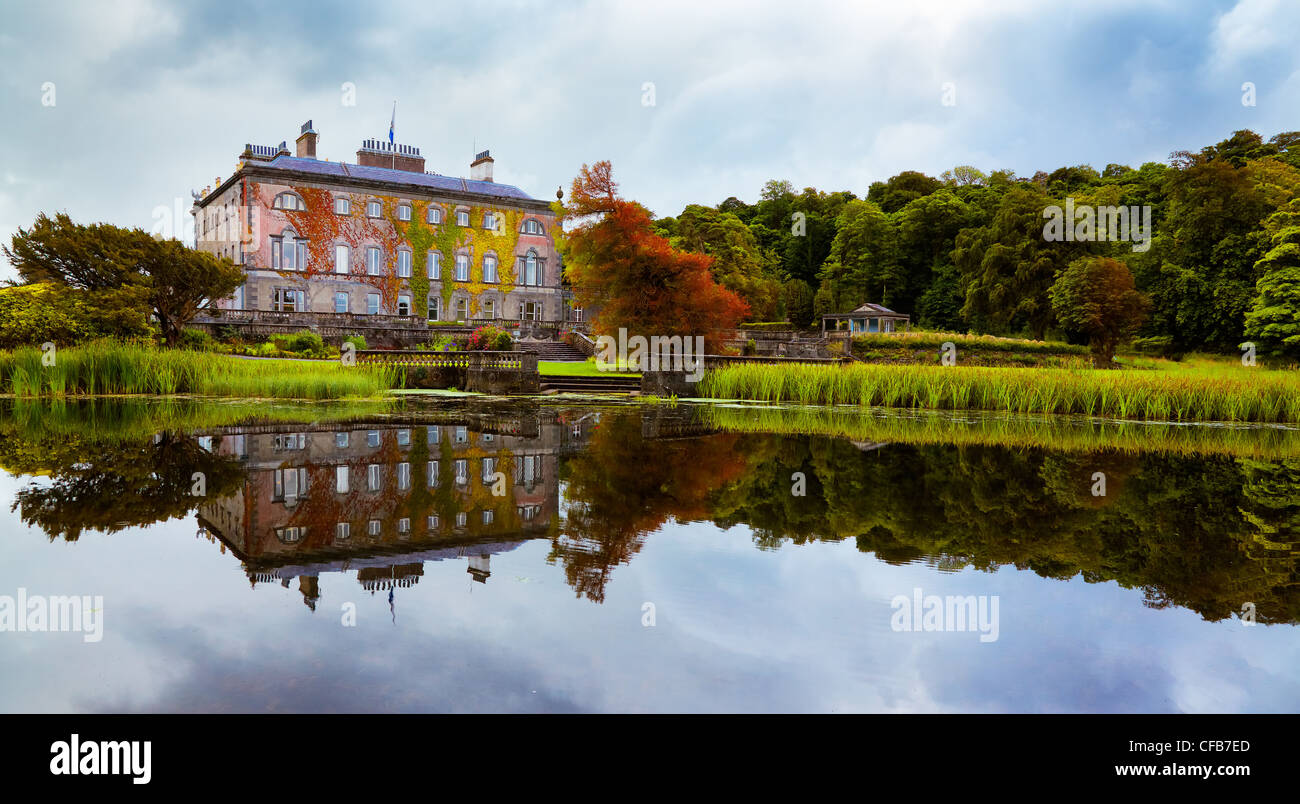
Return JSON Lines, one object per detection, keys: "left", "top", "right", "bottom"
{"left": 551, "top": 414, "right": 746, "bottom": 602}
{"left": 4, "top": 431, "right": 245, "bottom": 542}
{"left": 711, "top": 433, "right": 1300, "bottom": 624}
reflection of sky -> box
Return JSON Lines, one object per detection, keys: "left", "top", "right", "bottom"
{"left": 1, "top": 469, "right": 1296, "bottom": 714}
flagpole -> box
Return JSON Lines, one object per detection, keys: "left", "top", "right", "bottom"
{"left": 390, "top": 100, "right": 396, "bottom": 170}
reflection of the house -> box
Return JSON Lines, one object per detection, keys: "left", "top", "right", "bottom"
{"left": 197, "top": 412, "right": 596, "bottom": 608}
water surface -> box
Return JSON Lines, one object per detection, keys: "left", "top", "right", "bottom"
{"left": 1, "top": 398, "right": 1296, "bottom": 713}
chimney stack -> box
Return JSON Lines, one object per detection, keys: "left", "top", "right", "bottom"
{"left": 296, "top": 120, "right": 318, "bottom": 159}
{"left": 470, "top": 150, "right": 494, "bottom": 183}
{"left": 356, "top": 138, "right": 425, "bottom": 173}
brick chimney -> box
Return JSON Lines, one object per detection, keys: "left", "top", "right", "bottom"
{"left": 296, "top": 120, "right": 318, "bottom": 158}
{"left": 470, "top": 150, "right": 494, "bottom": 182}
{"left": 357, "top": 139, "right": 425, "bottom": 173}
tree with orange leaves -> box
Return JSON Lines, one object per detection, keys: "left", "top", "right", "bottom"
{"left": 558, "top": 161, "right": 748, "bottom": 351}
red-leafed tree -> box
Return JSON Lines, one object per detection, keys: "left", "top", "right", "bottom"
{"left": 559, "top": 161, "right": 748, "bottom": 350}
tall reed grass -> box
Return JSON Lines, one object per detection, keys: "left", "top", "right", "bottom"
{"left": 699, "top": 363, "right": 1300, "bottom": 423}
{"left": 0, "top": 343, "right": 398, "bottom": 400}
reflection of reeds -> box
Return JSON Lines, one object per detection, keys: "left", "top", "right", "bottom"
{"left": 1, "top": 397, "right": 396, "bottom": 445}
{"left": 700, "top": 363, "right": 1300, "bottom": 423}
{"left": 698, "top": 403, "right": 1300, "bottom": 459}
{"left": 0, "top": 343, "right": 398, "bottom": 399}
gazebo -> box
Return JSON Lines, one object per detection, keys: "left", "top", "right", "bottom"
{"left": 822, "top": 303, "right": 911, "bottom": 337}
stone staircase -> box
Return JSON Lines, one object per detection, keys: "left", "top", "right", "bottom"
{"left": 539, "top": 374, "right": 642, "bottom": 395}
{"left": 520, "top": 339, "right": 588, "bottom": 362}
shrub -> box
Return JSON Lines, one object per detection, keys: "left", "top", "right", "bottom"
{"left": 343, "top": 334, "right": 367, "bottom": 352}
{"left": 178, "top": 328, "right": 213, "bottom": 351}
{"left": 738, "top": 322, "right": 798, "bottom": 332}
{"left": 466, "top": 324, "right": 511, "bottom": 351}
{"left": 743, "top": 338, "right": 758, "bottom": 356}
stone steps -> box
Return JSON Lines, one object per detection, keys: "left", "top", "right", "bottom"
{"left": 521, "top": 341, "right": 588, "bottom": 362}
{"left": 539, "top": 374, "right": 642, "bottom": 394}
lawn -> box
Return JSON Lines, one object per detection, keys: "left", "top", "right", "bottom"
{"left": 539, "top": 359, "right": 640, "bottom": 377}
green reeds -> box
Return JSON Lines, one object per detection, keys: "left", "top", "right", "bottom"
{"left": 0, "top": 342, "right": 398, "bottom": 400}
{"left": 699, "top": 363, "right": 1300, "bottom": 423}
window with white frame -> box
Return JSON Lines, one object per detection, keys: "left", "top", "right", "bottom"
{"left": 272, "top": 231, "right": 306, "bottom": 271}
{"left": 522, "top": 250, "right": 539, "bottom": 286}
{"left": 366, "top": 246, "right": 381, "bottom": 275}
{"left": 272, "top": 287, "right": 305, "bottom": 312}
{"left": 483, "top": 212, "right": 496, "bottom": 230}
{"left": 456, "top": 298, "right": 468, "bottom": 320}
{"left": 428, "top": 206, "right": 442, "bottom": 225}
{"left": 428, "top": 296, "right": 439, "bottom": 321}
{"left": 334, "top": 197, "right": 350, "bottom": 215}
{"left": 427, "top": 460, "right": 439, "bottom": 487}
{"left": 397, "top": 462, "right": 411, "bottom": 490}
{"left": 482, "top": 457, "right": 495, "bottom": 483}
{"left": 368, "top": 519, "right": 381, "bottom": 537}
{"left": 522, "top": 218, "right": 543, "bottom": 235}
{"left": 336, "top": 522, "right": 350, "bottom": 540}
{"left": 455, "top": 253, "right": 469, "bottom": 281}
{"left": 334, "top": 244, "right": 349, "bottom": 274}
{"left": 397, "top": 250, "right": 411, "bottom": 277}
{"left": 366, "top": 431, "right": 380, "bottom": 447}
{"left": 367, "top": 464, "right": 381, "bottom": 492}
{"left": 483, "top": 254, "right": 498, "bottom": 283}
{"left": 334, "top": 292, "right": 348, "bottom": 313}
{"left": 455, "top": 459, "right": 468, "bottom": 485}
{"left": 427, "top": 251, "right": 441, "bottom": 279}
{"left": 366, "top": 293, "right": 380, "bottom": 315}
{"left": 335, "top": 465, "right": 349, "bottom": 494}
{"left": 397, "top": 294, "right": 411, "bottom": 316}
{"left": 367, "top": 200, "right": 382, "bottom": 218}
{"left": 335, "top": 432, "right": 349, "bottom": 448}
{"left": 483, "top": 299, "right": 495, "bottom": 319}
{"left": 273, "top": 192, "right": 305, "bottom": 211}
{"left": 456, "top": 210, "right": 469, "bottom": 226}
{"left": 398, "top": 203, "right": 411, "bottom": 221}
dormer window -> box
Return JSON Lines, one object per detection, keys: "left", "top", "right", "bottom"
{"left": 522, "top": 219, "right": 543, "bottom": 235}
{"left": 272, "top": 192, "right": 306, "bottom": 211}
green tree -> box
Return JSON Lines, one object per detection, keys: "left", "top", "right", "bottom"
{"left": 1244, "top": 218, "right": 1300, "bottom": 360}
{"left": 5, "top": 212, "right": 243, "bottom": 345}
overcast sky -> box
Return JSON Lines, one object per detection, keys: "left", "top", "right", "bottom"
{"left": 2, "top": 0, "right": 1298, "bottom": 280}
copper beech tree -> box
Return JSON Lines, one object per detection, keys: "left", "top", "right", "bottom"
{"left": 558, "top": 161, "right": 748, "bottom": 351}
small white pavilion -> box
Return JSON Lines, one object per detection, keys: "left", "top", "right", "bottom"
{"left": 821, "top": 303, "right": 911, "bottom": 337}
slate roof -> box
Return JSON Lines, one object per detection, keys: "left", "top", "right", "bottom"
{"left": 824, "top": 303, "right": 908, "bottom": 317}
{"left": 249, "top": 155, "right": 537, "bottom": 202}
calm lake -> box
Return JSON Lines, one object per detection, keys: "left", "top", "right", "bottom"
{"left": 1, "top": 397, "right": 1297, "bottom": 713}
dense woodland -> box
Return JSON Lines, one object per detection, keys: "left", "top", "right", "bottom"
{"left": 649, "top": 128, "right": 1300, "bottom": 356}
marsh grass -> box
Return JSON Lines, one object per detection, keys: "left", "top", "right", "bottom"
{"left": 699, "top": 363, "right": 1300, "bottom": 423}
{"left": 699, "top": 404, "right": 1300, "bottom": 460}
{"left": 0, "top": 343, "right": 398, "bottom": 400}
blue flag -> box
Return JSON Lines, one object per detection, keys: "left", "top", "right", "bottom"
{"left": 389, "top": 102, "right": 395, "bottom": 145}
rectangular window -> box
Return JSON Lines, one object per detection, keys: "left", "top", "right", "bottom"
{"left": 483, "top": 255, "right": 497, "bottom": 283}
{"left": 456, "top": 210, "right": 469, "bottom": 227}
{"left": 334, "top": 198, "right": 350, "bottom": 215}
{"left": 482, "top": 510, "right": 494, "bottom": 525}
{"left": 397, "top": 250, "right": 411, "bottom": 277}
{"left": 367, "top": 201, "right": 381, "bottom": 218}
{"left": 334, "top": 292, "right": 348, "bottom": 313}
{"left": 428, "top": 207, "right": 442, "bottom": 224}
{"left": 427, "top": 460, "right": 439, "bottom": 487}
{"left": 427, "top": 514, "right": 439, "bottom": 530}
{"left": 428, "top": 296, "right": 439, "bottom": 321}
{"left": 335, "top": 244, "right": 349, "bottom": 274}
{"left": 482, "top": 457, "right": 495, "bottom": 483}
{"left": 483, "top": 299, "right": 495, "bottom": 319}
{"left": 367, "top": 464, "right": 381, "bottom": 492}
{"left": 398, "top": 204, "right": 411, "bottom": 221}
{"left": 367, "top": 293, "right": 380, "bottom": 315}
{"left": 397, "top": 462, "right": 411, "bottom": 490}
{"left": 455, "top": 459, "right": 468, "bottom": 485}
{"left": 296, "top": 240, "right": 306, "bottom": 272}
{"left": 483, "top": 212, "right": 495, "bottom": 230}
{"left": 397, "top": 295, "right": 411, "bottom": 316}
{"left": 455, "top": 254, "right": 469, "bottom": 282}
{"left": 335, "top": 432, "right": 349, "bottom": 448}
{"left": 367, "top": 431, "right": 380, "bottom": 447}
{"left": 397, "top": 429, "right": 410, "bottom": 446}
{"left": 427, "top": 251, "right": 440, "bottom": 279}
{"left": 335, "top": 466, "right": 349, "bottom": 494}
{"left": 272, "top": 288, "right": 305, "bottom": 312}
{"left": 456, "top": 298, "right": 468, "bottom": 321}
{"left": 336, "top": 522, "right": 350, "bottom": 540}
{"left": 397, "top": 517, "right": 410, "bottom": 535}
{"left": 366, "top": 247, "right": 381, "bottom": 276}
{"left": 368, "top": 519, "right": 381, "bottom": 537}
{"left": 456, "top": 512, "right": 467, "bottom": 528}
